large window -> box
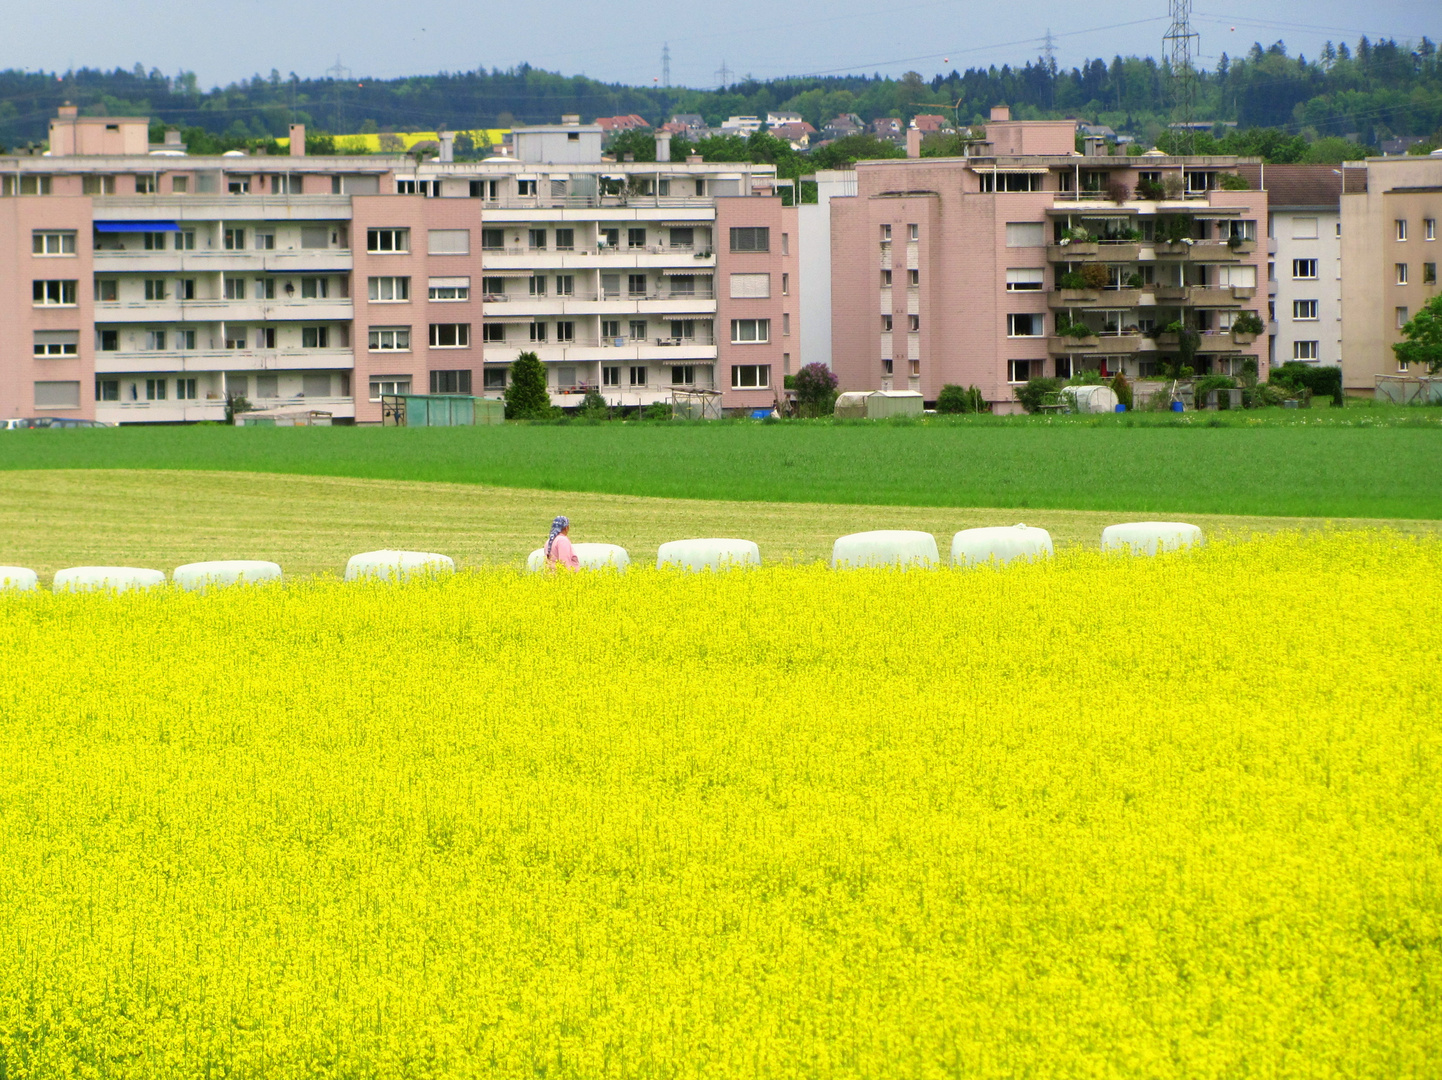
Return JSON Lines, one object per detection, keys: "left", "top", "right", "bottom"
{"left": 1292, "top": 300, "right": 1318, "bottom": 321}
{"left": 1292, "top": 259, "right": 1317, "bottom": 280}
{"left": 33, "top": 280, "right": 77, "bottom": 306}
{"left": 369, "top": 376, "right": 411, "bottom": 401}
{"left": 629, "top": 365, "right": 647, "bottom": 386}
{"left": 731, "top": 364, "right": 770, "bottom": 389}
{"left": 223, "top": 228, "right": 246, "bottom": 251}
{"left": 33, "top": 330, "right": 79, "bottom": 357}
{"left": 482, "top": 324, "right": 506, "bottom": 343}
{"left": 1007, "top": 359, "right": 1035, "bottom": 383}
{"left": 730, "top": 273, "right": 771, "bottom": 298}
{"left": 428, "top": 229, "right": 470, "bottom": 255}
{"left": 1005, "top": 268, "right": 1044, "bottom": 291}
{"left": 483, "top": 369, "right": 508, "bottom": 391}
{"left": 301, "top": 277, "right": 329, "bottom": 299}
{"left": 94, "top": 278, "right": 118, "bottom": 302}
{"left": 429, "top": 370, "right": 472, "bottom": 394}
{"left": 730, "top": 318, "right": 769, "bottom": 343}
{"left": 980, "top": 172, "right": 1043, "bottom": 192}
{"left": 369, "top": 276, "right": 410, "bottom": 302}
{"left": 367, "top": 228, "right": 409, "bottom": 253}
{"left": 145, "top": 279, "right": 167, "bottom": 301}
{"left": 429, "top": 277, "right": 470, "bottom": 301}
{"left": 671, "top": 365, "right": 696, "bottom": 385}
{"left": 32, "top": 231, "right": 76, "bottom": 256}
{"left": 1293, "top": 341, "right": 1319, "bottom": 360}
{"left": 369, "top": 327, "right": 411, "bottom": 351}
{"left": 1007, "top": 313, "right": 1043, "bottom": 337}
{"left": 481, "top": 228, "right": 505, "bottom": 251}
{"left": 729, "top": 227, "right": 769, "bottom": 253}
{"left": 301, "top": 326, "right": 330, "bottom": 349}
{"left": 223, "top": 278, "right": 245, "bottom": 300}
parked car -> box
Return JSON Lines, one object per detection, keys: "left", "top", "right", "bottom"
{"left": 2, "top": 417, "right": 113, "bottom": 429}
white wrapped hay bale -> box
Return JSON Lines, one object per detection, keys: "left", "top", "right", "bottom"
{"left": 344, "top": 550, "right": 455, "bottom": 582}
{"left": 951, "top": 525, "right": 1054, "bottom": 568}
{"left": 173, "top": 560, "right": 282, "bottom": 591}
{"left": 831, "top": 530, "right": 940, "bottom": 570}
{"left": 53, "top": 567, "right": 166, "bottom": 594}
{"left": 527, "top": 544, "right": 631, "bottom": 571}
{"left": 656, "top": 539, "right": 761, "bottom": 571}
{"left": 1101, "top": 522, "right": 1204, "bottom": 556}
{"left": 0, "top": 567, "right": 38, "bottom": 591}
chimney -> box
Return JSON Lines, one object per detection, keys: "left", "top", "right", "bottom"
{"left": 1083, "top": 135, "right": 1108, "bottom": 157}
{"left": 906, "top": 128, "right": 922, "bottom": 159}
{"left": 289, "top": 124, "right": 306, "bottom": 157}
{"left": 656, "top": 132, "right": 671, "bottom": 163}
{"left": 990, "top": 106, "right": 1010, "bottom": 122}
{"left": 58, "top": 103, "right": 78, "bottom": 118}
{"left": 687, "top": 154, "right": 703, "bottom": 164}
{"left": 439, "top": 132, "right": 455, "bottom": 163}
{"left": 561, "top": 114, "right": 581, "bottom": 126}
{"left": 164, "top": 128, "right": 182, "bottom": 147}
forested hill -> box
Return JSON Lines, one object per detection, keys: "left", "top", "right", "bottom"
{"left": 0, "top": 35, "right": 1438, "bottom": 152}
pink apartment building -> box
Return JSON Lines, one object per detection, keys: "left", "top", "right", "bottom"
{"left": 0, "top": 107, "right": 791, "bottom": 423}
{"left": 831, "top": 108, "right": 1269, "bottom": 409}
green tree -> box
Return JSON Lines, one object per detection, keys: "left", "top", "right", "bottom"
{"left": 504, "top": 352, "right": 552, "bottom": 419}
{"left": 1394, "top": 294, "right": 1442, "bottom": 374}
{"left": 793, "top": 363, "right": 838, "bottom": 417}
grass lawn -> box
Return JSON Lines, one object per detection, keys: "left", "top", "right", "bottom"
{"left": 3, "top": 409, "right": 1440, "bottom": 519}
{"left": 2, "top": 469, "right": 1439, "bottom": 580}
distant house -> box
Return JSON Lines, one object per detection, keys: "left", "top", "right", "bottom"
{"left": 766, "top": 111, "right": 804, "bottom": 127}
{"left": 669, "top": 113, "right": 706, "bottom": 133}
{"left": 720, "top": 115, "right": 764, "bottom": 134}
{"left": 869, "top": 117, "right": 903, "bottom": 140}
{"left": 768, "top": 121, "right": 815, "bottom": 149}
{"left": 1079, "top": 123, "right": 1116, "bottom": 140}
{"left": 910, "top": 114, "right": 947, "bottom": 134}
{"left": 1379, "top": 136, "right": 1424, "bottom": 156}
{"left": 596, "top": 114, "right": 650, "bottom": 135}
{"left": 822, "top": 114, "right": 864, "bottom": 141}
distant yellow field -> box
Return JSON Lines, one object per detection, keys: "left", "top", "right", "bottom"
{"left": 0, "top": 531, "right": 1437, "bottom": 1077}
{"left": 276, "top": 129, "right": 511, "bottom": 153}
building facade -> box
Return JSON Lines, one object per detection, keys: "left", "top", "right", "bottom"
{"left": 1340, "top": 154, "right": 1442, "bottom": 394}
{"left": 830, "top": 108, "right": 1269, "bottom": 409}
{"left": 0, "top": 108, "right": 793, "bottom": 424}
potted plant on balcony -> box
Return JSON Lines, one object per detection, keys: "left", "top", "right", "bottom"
{"left": 1058, "top": 226, "right": 1097, "bottom": 255}
{"left": 1156, "top": 214, "right": 1195, "bottom": 251}
{"left": 1056, "top": 269, "right": 1099, "bottom": 302}
{"left": 1135, "top": 177, "right": 1166, "bottom": 201}
{"left": 1125, "top": 271, "right": 1145, "bottom": 289}
{"left": 1056, "top": 315, "right": 1099, "bottom": 346}
{"left": 1230, "top": 311, "right": 1264, "bottom": 344}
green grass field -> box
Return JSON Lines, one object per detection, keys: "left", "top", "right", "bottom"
{"left": 3, "top": 408, "right": 1441, "bottom": 519}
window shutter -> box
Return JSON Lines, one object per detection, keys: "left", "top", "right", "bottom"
{"left": 1005, "top": 223, "right": 1044, "bottom": 247}
{"left": 428, "top": 229, "right": 471, "bottom": 255}
{"left": 729, "top": 273, "right": 771, "bottom": 298}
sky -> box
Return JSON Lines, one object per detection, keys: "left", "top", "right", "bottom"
{"left": 1, "top": 0, "right": 1435, "bottom": 90}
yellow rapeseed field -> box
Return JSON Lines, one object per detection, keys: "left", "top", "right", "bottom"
{"left": 0, "top": 531, "right": 1437, "bottom": 1078}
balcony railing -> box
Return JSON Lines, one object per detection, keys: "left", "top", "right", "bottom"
{"left": 485, "top": 290, "right": 716, "bottom": 303}
{"left": 482, "top": 195, "right": 718, "bottom": 210}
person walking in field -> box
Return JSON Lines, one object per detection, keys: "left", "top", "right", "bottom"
{"left": 545, "top": 515, "right": 579, "bottom": 571}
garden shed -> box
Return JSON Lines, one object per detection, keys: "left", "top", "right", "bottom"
{"left": 381, "top": 395, "right": 503, "bottom": 427}
{"left": 833, "top": 391, "right": 924, "bottom": 419}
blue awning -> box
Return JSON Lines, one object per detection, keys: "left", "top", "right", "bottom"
{"left": 94, "top": 220, "right": 181, "bottom": 232}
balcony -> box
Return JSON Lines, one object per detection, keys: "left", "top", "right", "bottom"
{"left": 1048, "top": 331, "right": 1155, "bottom": 355}
{"left": 480, "top": 246, "right": 716, "bottom": 271}
{"left": 1152, "top": 240, "right": 1245, "bottom": 262}
{"left": 94, "top": 298, "right": 354, "bottom": 323}
{"left": 1048, "top": 241, "right": 1141, "bottom": 263}
{"left": 1187, "top": 286, "right": 1244, "bottom": 308}
{"left": 95, "top": 348, "right": 355, "bottom": 374}
{"left": 1049, "top": 288, "right": 1142, "bottom": 309}
{"left": 92, "top": 248, "right": 353, "bottom": 274}
{"left": 481, "top": 195, "right": 717, "bottom": 213}
{"left": 484, "top": 340, "right": 717, "bottom": 364}
{"left": 484, "top": 292, "right": 717, "bottom": 317}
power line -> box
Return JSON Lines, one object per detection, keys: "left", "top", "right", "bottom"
{"left": 715, "top": 59, "right": 731, "bottom": 91}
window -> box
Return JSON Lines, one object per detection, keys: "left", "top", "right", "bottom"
{"left": 481, "top": 228, "right": 505, "bottom": 251}
{"left": 369, "top": 327, "right": 410, "bottom": 351}
{"left": 555, "top": 228, "right": 575, "bottom": 250}
{"left": 224, "top": 228, "right": 246, "bottom": 251}
{"left": 1425, "top": 263, "right": 1437, "bottom": 285}
{"left": 32, "top": 230, "right": 76, "bottom": 256}
{"left": 730, "top": 318, "right": 770, "bottom": 343}
{"left": 730, "top": 227, "right": 769, "bottom": 252}
{"left": 176, "top": 378, "right": 197, "bottom": 401}
{"left": 907, "top": 223, "right": 919, "bottom": 242}
{"left": 254, "top": 231, "right": 275, "bottom": 251}
{"left": 981, "top": 173, "right": 1044, "bottom": 193}
{"left": 176, "top": 328, "right": 198, "bottom": 350}
{"left": 669, "top": 320, "right": 696, "bottom": 340}
{"left": 134, "top": 175, "right": 157, "bottom": 195}
{"left": 429, "top": 370, "right": 472, "bottom": 394}
{"left": 882, "top": 358, "right": 893, "bottom": 375}
{"left": 144, "top": 279, "right": 167, "bottom": 301}
{"left": 302, "top": 327, "right": 330, "bottom": 349}
{"left": 882, "top": 315, "right": 893, "bottom": 332}
{"left": 1185, "top": 171, "right": 1216, "bottom": 194}
{"left": 523, "top": 228, "right": 547, "bottom": 251}
{"left": 783, "top": 313, "right": 791, "bottom": 336}
{"left": 428, "top": 277, "right": 469, "bottom": 301}
{"left": 33, "top": 280, "right": 77, "bottom": 306}
{"left": 628, "top": 274, "right": 647, "bottom": 297}
{"left": 556, "top": 322, "right": 575, "bottom": 343}
{"left": 34, "top": 381, "right": 80, "bottom": 409}
{"left": 1005, "top": 222, "right": 1045, "bottom": 248}
{"left": 782, "top": 233, "right": 789, "bottom": 256}
{"left": 1292, "top": 259, "right": 1317, "bottom": 280}
{"left": 1395, "top": 219, "right": 1408, "bottom": 242}
{"left": 1216, "top": 264, "right": 1257, "bottom": 288}
{"left": 171, "top": 176, "right": 189, "bottom": 194}
{"left": 227, "top": 177, "right": 250, "bottom": 195}
{"left": 98, "top": 330, "right": 118, "bottom": 351}
{"left": 223, "top": 327, "right": 247, "bottom": 350}
{"left": 300, "top": 226, "right": 328, "bottom": 249}
{"left": 482, "top": 324, "right": 506, "bottom": 343}
{"left": 1397, "top": 263, "right": 1409, "bottom": 285}
{"left": 629, "top": 365, "right": 647, "bottom": 386}
{"left": 1291, "top": 217, "right": 1319, "bottom": 240}
{"left": 671, "top": 365, "right": 695, "bottom": 385}
{"left": 1293, "top": 300, "right": 1318, "bottom": 321}
{"left": 369, "top": 376, "right": 412, "bottom": 401}
{"left": 603, "top": 365, "right": 621, "bottom": 387}
{"left": 370, "top": 276, "right": 410, "bottom": 302}
{"left": 530, "top": 323, "right": 548, "bottom": 343}
{"left": 1054, "top": 358, "right": 1072, "bottom": 379}
{"left": 82, "top": 175, "right": 113, "bottom": 195}
{"left": 629, "top": 320, "right": 647, "bottom": 340}
{"left": 516, "top": 180, "right": 537, "bottom": 196}
{"left": 781, "top": 273, "right": 789, "bottom": 296}
{"left": 600, "top": 228, "right": 620, "bottom": 249}
{"left": 1396, "top": 307, "right": 1409, "bottom": 329}
{"left": 367, "top": 228, "right": 409, "bottom": 253}
{"left": 880, "top": 224, "right": 892, "bottom": 242}
{"left": 146, "top": 378, "right": 168, "bottom": 401}
{"left": 730, "top": 273, "right": 770, "bottom": 298}
{"left": 94, "top": 278, "right": 118, "bottom": 302}
{"left": 731, "top": 364, "right": 770, "bottom": 389}
{"left": 907, "top": 314, "right": 919, "bottom": 333}
{"left": 908, "top": 269, "right": 920, "bottom": 287}
{"left": 252, "top": 277, "right": 273, "bottom": 300}
{"left": 482, "top": 277, "right": 506, "bottom": 297}
{"left": 223, "top": 278, "right": 245, "bottom": 300}
{"left": 1006, "top": 268, "right": 1044, "bottom": 291}
{"left": 33, "top": 330, "right": 79, "bottom": 357}
{"left": 482, "top": 369, "right": 507, "bottom": 391}
{"left": 1007, "top": 313, "right": 1043, "bottom": 337}
{"left": 602, "top": 321, "right": 621, "bottom": 340}
{"left": 881, "top": 270, "right": 892, "bottom": 288}
{"left": 301, "top": 277, "right": 329, "bottom": 300}
{"left": 628, "top": 228, "right": 647, "bottom": 250}
{"left": 1426, "top": 219, "right": 1436, "bottom": 241}
{"left": 96, "top": 379, "right": 119, "bottom": 402}
{"left": 1007, "top": 360, "right": 1034, "bottom": 383}
{"left": 178, "top": 279, "right": 196, "bottom": 300}
{"left": 429, "top": 229, "right": 470, "bottom": 255}
{"left": 1293, "top": 341, "right": 1319, "bottom": 360}
{"left": 555, "top": 275, "right": 574, "bottom": 297}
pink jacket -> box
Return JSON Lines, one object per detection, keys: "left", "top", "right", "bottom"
{"left": 547, "top": 532, "right": 579, "bottom": 569}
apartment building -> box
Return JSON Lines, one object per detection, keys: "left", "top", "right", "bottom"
{"left": 1238, "top": 164, "right": 1359, "bottom": 370}
{"left": 1340, "top": 154, "right": 1442, "bottom": 394}
{"left": 829, "top": 107, "right": 1268, "bottom": 409}
{"left": 0, "top": 107, "right": 794, "bottom": 423}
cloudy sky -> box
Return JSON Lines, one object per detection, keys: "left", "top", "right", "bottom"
{"left": 2, "top": 0, "right": 1435, "bottom": 88}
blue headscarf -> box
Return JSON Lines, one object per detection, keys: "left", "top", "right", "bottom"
{"left": 545, "top": 515, "right": 570, "bottom": 558}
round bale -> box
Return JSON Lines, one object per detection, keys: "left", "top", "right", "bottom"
{"left": 0, "top": 567, "right": 38, "bottom": 591}
{"left": 951, "top": 525, "right": 1054, "bottom": 568}
{"left": 527, "top": 543, "right": 630, "bottom": 571}
{"left": 344, "top": 550, "right": 455, "bottom": 582}
{"left": 173, "top": 560, "right": 283, "bottom": 591}
{"left": 831, "top": 530, "right": 940, "bottom": 570}
{"left": 1101, "top": 522, "right": 1204, "bottom": 556}
{"left": 53, "top": 567, "right": 166, "bottom": 594}
{"left": 657, "top": 539, "right": 761, "bottom": 571}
